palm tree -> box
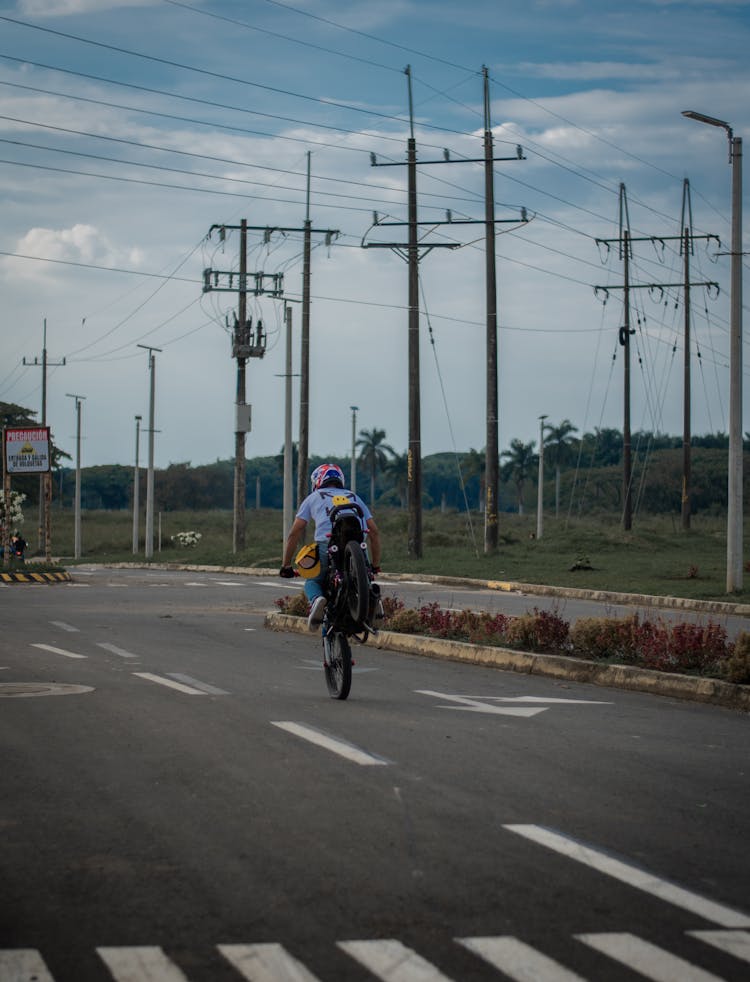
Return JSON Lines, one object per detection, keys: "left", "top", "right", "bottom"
{"left": 385, "top": 452, "right": 409, "bottom": 509}
{"left": 543, "top": 419, "right": 578, "bottom": 517}
{"left": 462, "top": 447, "right": 486, "bottom": 512}
{"left": 501, "top": 439, "right": 537, "bottom": 514}
{"left": 356, "top": 427, "right": 395, "bottom": 504}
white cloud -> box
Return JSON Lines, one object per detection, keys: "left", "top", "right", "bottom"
{"left": 17, "top": 0, "right": 155, "bottom": 15}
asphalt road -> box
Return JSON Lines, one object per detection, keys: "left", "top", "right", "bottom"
{"left": 1, "top": 567, "right": 748, "bottom": 981}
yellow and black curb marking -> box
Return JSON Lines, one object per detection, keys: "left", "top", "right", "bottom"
{"left": 0, "top": 570, "right": 70, "bottom": 584}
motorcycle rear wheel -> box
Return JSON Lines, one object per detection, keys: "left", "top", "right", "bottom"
{"left": 324, "top": 631, "right": 352, "bottom": 700}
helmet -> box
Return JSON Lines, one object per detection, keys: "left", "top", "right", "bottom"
{"left": 294, "top": 542, "right": 321, "bottom": 578}
{"left": 310, "top": 463, "right": 345, "bottom": 491}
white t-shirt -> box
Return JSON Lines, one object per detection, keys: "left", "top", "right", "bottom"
{"left": 296, "top": 488, "right": 372, "bottom": 543}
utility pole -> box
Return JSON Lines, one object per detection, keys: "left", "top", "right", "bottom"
{"left": 204, "top": 209, "right": 338, "bottom": 544}
{"left": 65, "top": 392, "right": 85, "bottom": 560}
{"left": 595, "top": 184, "right": 717, "bottom": 531}
{"left": 283, "top": 305, "right": 294, "bottom": 539}
{"left": 24, "top": 318, "right": 65, "bottom": 558}
{"left": 299, "top": 154, "right": 312, "bottom": 510}
{"left": 366, "top": 66, "right": 525, "bottom": 557}
{"left": 137, "top": 345, "right": 161, "bottom": 560}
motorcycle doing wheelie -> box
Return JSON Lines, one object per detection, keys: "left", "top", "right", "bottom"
{"left": 318, "top": 500, "right": 381, "bottom": 700}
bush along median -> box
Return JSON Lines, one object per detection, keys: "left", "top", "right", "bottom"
{"left": 274, "top": 594, "right": 750, "bottom": 685}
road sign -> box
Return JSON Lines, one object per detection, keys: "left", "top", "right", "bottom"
{"left": 4, "top": 426, "right": 51, "bottom": 473}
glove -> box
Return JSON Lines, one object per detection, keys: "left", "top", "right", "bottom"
{"left": 279, "top": 565, "right": 295, "bottom": 578}
{"left": 371, "top": 566, "right": 381, "bottom": 575}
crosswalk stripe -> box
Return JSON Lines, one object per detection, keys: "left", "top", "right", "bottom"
{"left": 689, "top": 930, "right": 750, "bottom": 963}
{"left": 97, "top": 945, "right": 190, "bottom": 981}
{"left": 97, "top": 642, "right": 140, "bottom": 659}
{"left": 338, "top": 939, "right": 453, "bottom": 981}
{"left": 0, "top": 949, "right": 55, "bottom": 981}
{"left": 457, "top": 936, "right": 588, "bottom": 981}
{"left": 218, "top": 942, "right": 322, "bottom": 981}
{"left": 576, "top": 932, "right": 726, "bottom": 982}
{"left": 505, "top": 824, "right": 750, "bottom": 929}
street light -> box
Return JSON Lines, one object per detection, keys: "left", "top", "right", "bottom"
{"left": 132, "top": 415, "right": 142, "bottom": 555}
{"left": 682, "top": 110, "right": 743, "bottom": 592}
{"left": 537, "top": 414, "right": 548, "bottom": 540}
{"left": 66, "top": 393, "right": 85, "bottom": 559}
{"left": 350, "top": 406, "right": 359, "bottom": 494}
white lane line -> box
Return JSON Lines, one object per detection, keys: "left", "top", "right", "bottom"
{"left": 212, "top": 580, "right": 244, "bottom": 587}
{"left": 97, "top": 642, "right": 140, "bottom": 659}
{"left": 50, "top": 620, "right": 79, "bottom": 632}
{"left": 133, "top": 673, "right": 207, "bottom": 695}
{"left": 0, "top": 950, "right": 55, "bottom": 981}
{"left": 457, "top": 936, "right": 587, "bottom": 981}
{"left": 219, "top": 942, "right": 323, "bottom": 981}
{"left": 505, "top": 824, "right": 750, "bottom": 929}
{"left": 97, "top": 946, "right": 190, "bottom": 981}
{"left": 258, "top": 580, "right": 304, "bottom": 590}
{"left": 339, "top": 939, "right": 453, "bottom": 980}
{"left": 576, "top": 933, "right": 724, "bottom": 982}
{"left": 689, "top": 929, "right": 750, "bottom": 963}
{"left": 272, "top": 722, "right": 388, "bottom": 766}
{"left": 167, "top": 673, "right": 228, "bottom": 695}
{"left": 30, "top": 643, "right": 87, "bottom": 660}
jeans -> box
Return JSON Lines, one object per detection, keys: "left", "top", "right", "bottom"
{"left": 303, "top": 547, "right": 329, "bottom": 603}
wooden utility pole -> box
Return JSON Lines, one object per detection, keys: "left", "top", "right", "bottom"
{"left": 366, "top": 67, "right": 525, "bottom": 557}
{"left": 483, "top": 66, "right": 499, "bottom": 553}
{"left": 235, "top": 218, "right": 248, "bottom": 552}
{"left": 23, "top": 318, "right": 65, "bottom": 558}
{"left": 595, "top": 183, "right": 717, "bottom": 531}
{"left": 682, "top": 222, "right": 692, "bottom": 530}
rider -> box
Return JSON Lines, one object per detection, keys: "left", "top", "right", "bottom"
{"left": 280, "top": 463, "right": 381, "bottom": 629}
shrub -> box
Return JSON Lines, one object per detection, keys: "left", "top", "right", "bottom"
{"left": 570, "top": 616, "right": 639, "bottom": 662}
{"left": 504, "top": 608, "right": 569, "bottom": 653}
{"left": 274, "top": 592, "right": 309, "bottom": 617}
{"left": 386, "top": 608, "right": 422, "bottom": 634}
{"left": 171, "top": 530, "right": 202, "bottom": 547}
{"left": 721, "top": 632, "right": 750, "bottom": 684}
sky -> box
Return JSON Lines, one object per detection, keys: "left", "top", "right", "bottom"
{"left": 0, "top": 0, "right": 748, "bottom": 472}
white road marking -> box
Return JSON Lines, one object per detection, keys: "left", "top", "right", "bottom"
{"left": 50, "top": 620, "right": 79, "bottom": 632}
{"left": 97, "top": 945, "right": 190, "bottom": 981}
{"left": 272, "top": 722, "right": 389, "bottom": 766}
{"left": 97, "top": 642, "right": 139, "bottom": 659}
{"left": 30, "top": 643, "right": 86, "bottom": 660}
{"left": 505, "top": 825, "right": 750, "bottom": 928}
{"left": 258, "top": 580, "right": 303, "bottom": 589}
{"left": 219, "top": 942, "right": 322, "bottom": 981}
{"left": 132, "top": 673, "right": 207, "bottom": 695}
{"left": 339, "top": 939, "right": 453, "bottom": 980}
{"left": 0, "top": 949, "right": 55, "bottom": 980}
{"left": 576, "top": 933, "right": 724, "bottom": 982}
{"left": 688, "top": 929, "right": 750, "bottom": 963}
{"left": 212, "top": 580, "right": 244, "bottom": 587}
{"left": 417, "top": 691, "right": 546, "bottom": 717}
{"left": 458, "top": 936, "right": 587, "bottom": 981}
{"left": 167, "top": 673, "right": 228, "bottom": 695}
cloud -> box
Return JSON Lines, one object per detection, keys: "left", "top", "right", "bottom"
{"left": 8, "top": 224, "right": 143, "bottom": 278}
{"left": 17, "top": 0, "right": 155, "bottom": 15}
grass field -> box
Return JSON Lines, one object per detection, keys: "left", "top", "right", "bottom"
{"left": 28, "top": 505, "right": 750, "bottom": 603}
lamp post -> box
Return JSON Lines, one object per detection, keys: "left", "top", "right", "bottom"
{"left": 137, "top": 345, "right": 161, "bottom": 560}
{"left": 682, "top": 111, "right": 743, "bottom": 592}
{"left": 350, "top": 405, "right": 359, "bottom": 494}
{"left": 66, "top": 393, "right": 85, "bottom": 560}
{"left": 132, "top": 415, "right": 142, "bottom": 555}
{"left": 536, "top": 414, "right": 548, "bottom": 540}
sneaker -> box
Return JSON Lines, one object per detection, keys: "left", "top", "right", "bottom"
{"left": 307, "top": 595, "right": 327, "bottom": 629}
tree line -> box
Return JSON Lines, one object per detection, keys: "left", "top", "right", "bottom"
{"left": 2, "top": 402, "right": 747, "bottom": 517}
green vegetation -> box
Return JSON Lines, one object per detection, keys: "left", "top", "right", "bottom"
{"left": 46, "top": 506, "right": 750, "bottom": 603}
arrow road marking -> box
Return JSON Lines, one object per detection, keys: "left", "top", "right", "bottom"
{"left": 417, "top": 691, "right": 612, "bottom": 717}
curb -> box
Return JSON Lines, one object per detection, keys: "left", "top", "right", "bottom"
{"left": 264, "top": 612, "right": 750, "bottom": 713}
{"left": 0, "top": 570, "right": 71, "bottom": 584}
{"left": 71, "top": 562, "right": 750, "bottom": 617}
